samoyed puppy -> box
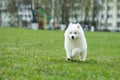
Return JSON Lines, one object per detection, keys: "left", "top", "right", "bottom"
{"left": 64, "top": 23, "right": 87, "bottom": 61}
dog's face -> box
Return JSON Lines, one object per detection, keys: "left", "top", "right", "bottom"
{"left": 68, "top": 30, "right": 79, "bottom": 40}
{"left": 65, "top": 23, "right": 82, "bottom": 40}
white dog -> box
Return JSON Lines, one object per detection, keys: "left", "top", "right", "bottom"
{"left": 64, "top": 23, "right": 87, "bottom": 61}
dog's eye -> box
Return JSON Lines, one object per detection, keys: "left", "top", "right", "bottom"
{"left": 70, "top": 32, "right": 72, "bottom": 34}
{"left": 74, "top": 32, "right": 77, "bottom": 34}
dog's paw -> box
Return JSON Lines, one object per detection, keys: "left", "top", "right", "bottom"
{"left": 66, "top": 57, "right": 73, "bottom": 61}
{"left": 67, "top": 58, "right": 71, "bottom": 60}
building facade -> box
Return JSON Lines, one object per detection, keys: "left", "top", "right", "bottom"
{"left": 0, "top": 0, "right": 10, "bottom": 26}
{"left": 18, "top": 3, "right": 33, "bottom": 27}
{"left": 68, "top": 0, "right": 120, "bottom": 31}
{"left": 0, "top": 0, "right": 33, "bottom": 27}
{"left": 98, "top": 0, "right": 120, "bottom": 31}
{"left": 0, "top": 0, "right": 120, "bottom": 31}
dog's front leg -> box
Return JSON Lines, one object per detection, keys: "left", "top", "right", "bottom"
{"left": 80, "top": 50, "right": 87, "bottom": 61}
{"left": 72, "top": 48, "right": 81, "bottom": 58}
{"left": 66, "top": 49, "right": 72, "bottom": 60}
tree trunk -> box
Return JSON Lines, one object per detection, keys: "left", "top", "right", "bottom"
{"left": 105, "top": 0, "right": 108, "bottom": 30}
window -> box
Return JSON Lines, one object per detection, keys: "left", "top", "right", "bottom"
{"left": 0, "top": 3, "right": 2, "bottom": 8}
{"left": 28, "top": 15, "right": 31, "bottom": 18}
{"left": 108, "top": 15, "right": 113, "bottom": 19}
{"left": 101, "top": 15, "right": 104, "bottom": 18}
{"left": 19, "top": 15, "right": 22, "bottom": 20}
{"left": 108, "top": 23, "right": 112, "bottom": 27}
{"left": 25, "top": 15, "right": 27, "bottom": 18}
{"left": 109, "top": 0, "right": 113, "bottom": 2}
{"left": 118, "top": 14, "right": 120, "bottom": 18}
{"left": 118, "top": 0, "right": 120, "bottom": 1}
{"left": 108, "top": 6, "right": 113, "bottom": 10}
{"left": 118, "top": 6, "right": 120, "bottom": 10}
{"left": 117, "top": 22, "right": 120, "bottom": 26}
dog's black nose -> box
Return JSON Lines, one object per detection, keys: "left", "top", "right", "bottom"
{"left": 72, "top": 36, "right": 74, "bottom": 39}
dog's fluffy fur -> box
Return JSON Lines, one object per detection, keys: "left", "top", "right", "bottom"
{"left": 64, "top": 23, "right": 87, "bottom": 61}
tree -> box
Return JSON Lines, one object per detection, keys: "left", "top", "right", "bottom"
{"left": 7, "top": 0, "right": 33, "bottom": 27}
{"left": 92, "top": 0, "right": 103, "bottom": 30}
{"left": 61, "top": 0, "right": 70, "bottom": 25}
{"left": 6, "top": 0, "right": 19, "bottom": 26}
{"left": 104, "top": 0, "right": 109, "bottom": 30}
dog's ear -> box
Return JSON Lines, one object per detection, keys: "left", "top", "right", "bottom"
{"left": 69, "top": 23, "right": 72, "bottom": 26}
{"left": 77, "top": 23, "right": 81, "bottom": 29}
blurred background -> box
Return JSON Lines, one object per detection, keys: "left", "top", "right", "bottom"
{"left": 0, "top": 0, "right": 120, "bottom": 31}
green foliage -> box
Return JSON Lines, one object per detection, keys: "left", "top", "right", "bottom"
{"left": 0, "top": 28, "right": 120, "bottom": 80}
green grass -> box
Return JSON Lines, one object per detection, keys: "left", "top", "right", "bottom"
{"left": 0, "top": 27, "right": 120, "bottom": 80}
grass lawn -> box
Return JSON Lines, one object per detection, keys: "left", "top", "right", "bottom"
{"left": 0, "top": 27, "right": 120, "bottom": 80}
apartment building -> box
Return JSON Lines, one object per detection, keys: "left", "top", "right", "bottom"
{"left": 117, "top": 0, "right": 120, "bottom": 31}
{"left": 0, "top": 0, "right": 33, "bottom": 27}
{"left": 0, "top": 0, "right": 10, "bottom": 26}
{"left": 99, "top": 0, "right": 120, "bottom": 31}
{"left": 18, "top": 4, "right": 33, "bottom": 27}
{"left": 0, "top": 0, "right": 120, "bottom": 31}
{"left": 68, "top": 0, "right": 120, "bottom": 31}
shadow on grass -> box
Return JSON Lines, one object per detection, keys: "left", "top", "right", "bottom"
{"left": 52, "top": 58, "right": 99, "bottom": 65}
{"left": 54, "top": 58, "right": 116, "bottom": 68}
{"left": 68, "top": 59, "right": 99, "bottom": 65}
